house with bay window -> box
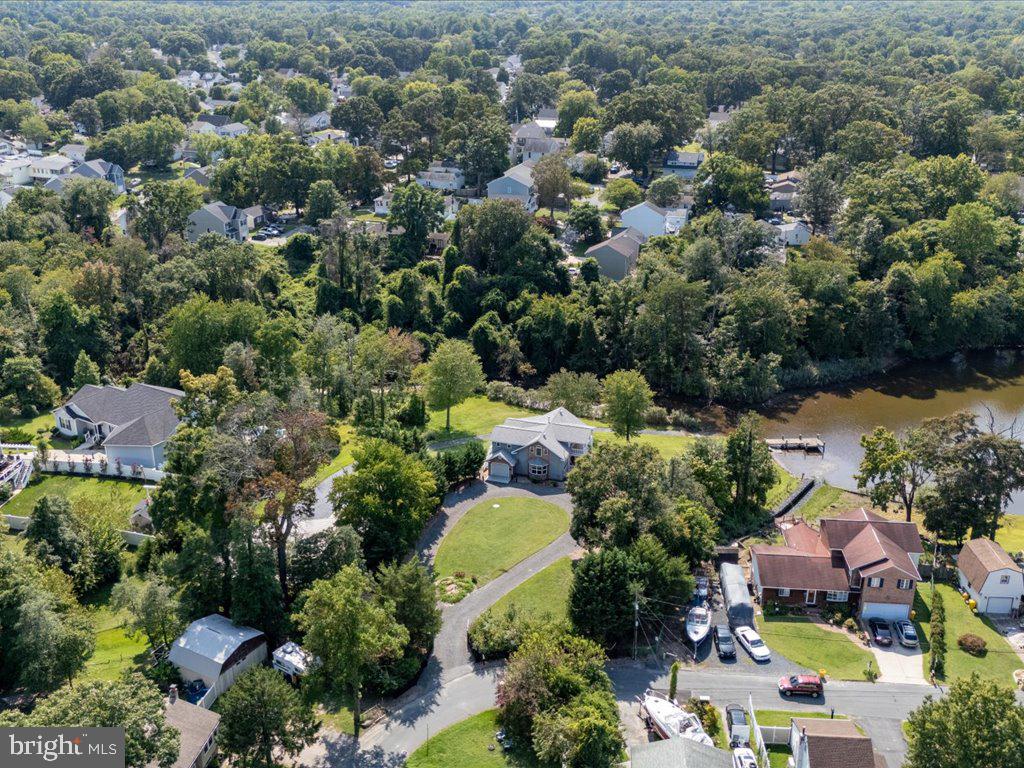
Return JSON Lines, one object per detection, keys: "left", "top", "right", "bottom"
{"left": 485, "top": 408, "right": 594, "bottom": 483}
{"left": 750, "top": 508, "right": 923, "bottom": 621}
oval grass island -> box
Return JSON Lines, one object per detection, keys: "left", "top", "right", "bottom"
{"left": 434, "top": 497, "right": 569, "bottom": 588}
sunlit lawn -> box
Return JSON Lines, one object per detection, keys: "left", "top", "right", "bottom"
{"left": 754, "top": 710, "right": 844, "bottom": 727}
{"left": 485, "top": 557, "right": 572, "bottom": 623}
{"left": 0, "top": 412, "right": 53, "bottom": 439}
{"left": 306, "top": 688, "right": 355, "bottom": 735}
{"left": 3, "top": 475, "right": 147, "bottom": 529}
{"left": 81, "top": 585, "right": 150, "bottom": 681}
{"left": 756, "top": 614, "right": 874, "bottom": 681}
{"left": 406, "top": 709, "right": 538, "bottom": 768}
{"left": 917, "top": 583, "right": 1022, "bottom": 684}
{"left": 592, "top": 430, "right": 696, "bottom": 459}
{"left": 311, "top": 423, "right": 357, "bottom": 484}
{"left": 435, "top": 497, "right": 569, "bottom": 586}
{"left": 795, "top": 484, "right": 850, "bottom": 524}
{"left": 427, "top": 396, "right": 536, "bottom": 439}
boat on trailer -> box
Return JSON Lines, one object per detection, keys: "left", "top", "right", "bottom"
{"left": 639, "top": 691, "right": 714, "bottom": 746}
{"left": 685, "top": 603, "right": 712, "bottom": 645}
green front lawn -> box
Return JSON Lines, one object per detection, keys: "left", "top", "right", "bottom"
{"left": 4, "top": 475, "right": 147, "bottom": 529}
{"left": 754, "top": 709, "right": 845, "bottom": 727}
{"left": 406, "top": 709, "right": 538, "bottom": 768}
{"left": 756, "top": 614, "right": 874, "bottom": 681}
{"left": 917, "top": 584, "right": 1022, "bottom": 683}
{"left": 427, "top": 396, "right": 536, "bottom": 439}
{"left": 486, "top": 557, "right": 573, "bottom": 623}
{"left": 307, "top": 689, "right": 355, "bottom": 735}
{"left": 996, "top": 515, "right": 1024, "bottom": 554}
{"left": 435, "top": 497, "right": 569, "bottom": 586}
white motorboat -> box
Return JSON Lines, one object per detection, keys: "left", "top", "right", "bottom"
{"left": 685, "top": 603, "right": 712, "bottom": 645}
{"left": 640, "top": 691, "right": 714, "bottom": 746}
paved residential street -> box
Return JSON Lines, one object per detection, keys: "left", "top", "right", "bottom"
{"left": 294, "top": 479, "right": 946, "bottom": 768}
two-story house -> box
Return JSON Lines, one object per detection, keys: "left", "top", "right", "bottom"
{"left": 486, "top": 162, "right": 536, "bottom": 211}
{"left": 29, "top": 154, "right": 77, "bottom": 183}
{"left": 45, "top": 158, "right": 126, "bottom": 194}
{"left": 750, "top": 508, "right": 923, "bottom": 621}
{"left": 485, "top": 408, "right": 594, "bottom": 483}
{"left": 186, "top": 201, "right": 250, "bottom": 242}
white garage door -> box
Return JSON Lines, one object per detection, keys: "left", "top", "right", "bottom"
{"left": 489, "top": 461, "right": 511, "bottom": 483}
{"left": 861, "top": 603, "right": 910, "bottom": 621}
{"left": 985, "top": 596, "right": 1014, "bottom": 614}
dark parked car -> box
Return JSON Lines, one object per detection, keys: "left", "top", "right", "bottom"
{"left": 714, "top": 624, "right": 736, "bottom": 659}
{"left": 868, "top": 618, "right": 893, "bottom": 647}
{"left": 778, "top": 674, "right": 824, "bottom": 698}
{"left": 894, "top": 620, "right": 919, "bottom": 648}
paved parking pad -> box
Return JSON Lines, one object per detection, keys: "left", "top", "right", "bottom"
{"left": 869, "top": 640, "right": 927, "bottom": 685}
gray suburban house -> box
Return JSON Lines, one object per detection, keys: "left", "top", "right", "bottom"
{"left": 186, "top": 201, "right": 249, "bottom": 242}
{"left": 585, "top": 227, "right": 645, "bottom": 281}
{"left": 485, "top": 408, "right": 594, "bottom": 483}
{"left": 53, "top": 383, "right": 184, "bottom": 468}
{"left": 486, "top": 161, "right": 536, "bottom": 211}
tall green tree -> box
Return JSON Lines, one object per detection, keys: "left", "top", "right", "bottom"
{"left": 905, "top": 674, "right": 1024, "bottom": 768}
{"left": 602, "top": 369, "right": 654, "bottom": 441}
{"left": 0, "top": 674, "right": 178, "bottom": 768}
{"left": 417, "top": 339, "right": 484, "bottom": 431}
{"left": 329, "top": 439, "right": 438, "bottom": 566}
{"left": 218, "top": 666, "right": 318, "bottom": 768}
{"left": 294, "top": 565, "right": 408, "bottom": 736}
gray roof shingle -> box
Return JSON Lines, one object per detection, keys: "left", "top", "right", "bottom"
{"left": 630, "top": 738, "right": 733, "bottom": 768}
{"left": 61, "top": 383, "right": 182, "bottom": 448}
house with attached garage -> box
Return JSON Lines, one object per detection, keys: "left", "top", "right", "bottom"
{"left": 485, "top": 408, "right": 594, "bottom": 483}
{"left": 750, "top": 508, "right": 923, "bottom": 621}
{"left": 187, "top": 200, "right": 249, "bottom": 242}
{"left": 53, "top": 382, "right": 184, "bottom": 468}
{"left": 957, "top": 537, "right": 1024, "bottom": 615}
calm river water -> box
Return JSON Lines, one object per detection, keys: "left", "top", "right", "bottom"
{"left": 758, "top": 351, "right": 1024, "bottom": 514}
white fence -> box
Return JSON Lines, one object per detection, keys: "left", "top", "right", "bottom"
{"left": 35, "top": 454, "right": 167, "bottom": 483}
{"left": 0, "top": 443, "right": 34, "bottom": 451}
{"left": 4, "top": 514, "right": 154, "bottom": 546}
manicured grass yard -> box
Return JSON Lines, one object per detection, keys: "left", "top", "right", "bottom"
{"left": 311, "top": 423, "right": 357, "bottom": 484}
{"left": 406, "top": 709, "right": 538, "bottom": 768}
{"left": 765, "top": 469, "right": 799, "bottom": 509}
{"left": 3, "top": 475, "right": 147, "bottom": 529}
{"left": 486, "top": 557, "right": 572, "bottom": 623}
{"left": 592, "top": 430, "right": 695, "bottom": 459}
{"left": 756, "top": 614, "right": 874, "bottom": 681}
{"left": 427, "top": 396, "right": 536, "bottom": 439}
{"left": 996, "top": 515, "right": 1024, "bottom": 553}
{"left": 754, "top": 709, "right": 845, "bottom": 727}
{"left": 0, "top": 412, "right": 53, "bottom": 439}
{"left": 435, "top": 497, "right": 569, "bottom": 586}
{"left": 917, "top": 583, "right": 1022, "bottom": 684}
{"left": 794, "top": 484, "right": 848, "bottom": 524}
{"left": 81, "top": 585, "right": 150, "bottom": 681}
{"left": 767, "top": 745, "right": 793, "bottom": 768}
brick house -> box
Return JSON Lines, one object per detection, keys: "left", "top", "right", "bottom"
{"left": 750, "top": 508, "right": 923, "bottom": 621}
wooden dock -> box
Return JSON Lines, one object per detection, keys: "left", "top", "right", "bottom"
{"left": 764, "top": 435, "right": 825, "bottom": 453}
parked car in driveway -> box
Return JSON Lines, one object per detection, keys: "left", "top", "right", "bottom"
{"left": 778, "top": 674, "right": 824, "bottom": 698}
{"left": 868, "top": 618, "right": 893, "bottom": 647}
{"left": 732, "top": 747, "right": 758, "bottom": 768}
{"left": 714, "top": 624, "right": 736, "bottom": 659}
{"left": 894, "top": 619, "right": 919, "bottom": 648}
{"left": 735, "top": 626, "right": 770, "bottom": 662}
{"left": 725, "top": 704, "right": 749, "bottom": 747}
